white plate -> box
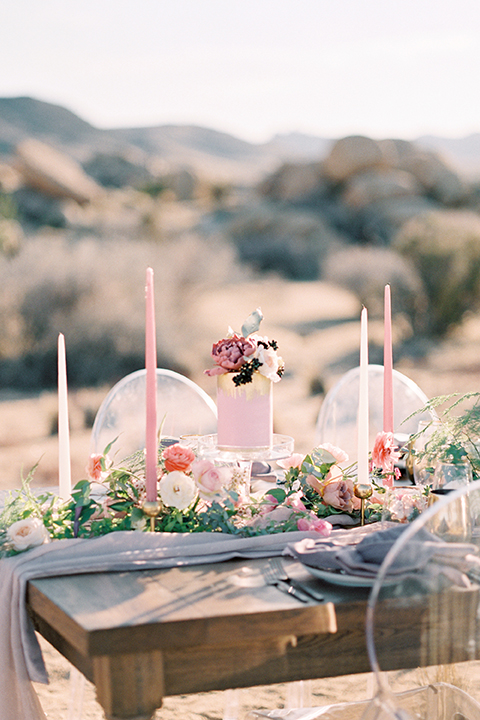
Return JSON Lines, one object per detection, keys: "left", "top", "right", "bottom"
{"left": 303, "top": 565, "right": 377, "bottom": 588}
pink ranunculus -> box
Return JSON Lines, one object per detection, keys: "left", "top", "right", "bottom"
{"left": 323, "top": 477, "right": 358, "bottom": 512}
{"left": 205, "top": 333, "right": 256, "bottom": 376}
{"left": 162, "top": 443, "right": 196, "bottom": 473}
{"left": 277, "top": 453, "right": 305, "bottom": 470}
{"left": 297, "top": 513, "right": 333, "bottom": 536}
{"left": 86, "top": 453, "right": 111, "bottom": 482}
{"left": 285, "top": 491, "right": 307, "bottom": 512}
{"left": 317, "top": 443, "right": 349, "bottom": 464}
{"left": 372, "top": 431, "right": 400, "bottom": 472}
{"left": 191, "top": 459, "right": 230, "bottom": 500}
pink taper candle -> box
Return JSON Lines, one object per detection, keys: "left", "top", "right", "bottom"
{"left": 145, "top": 268, "right": 158, "bottom": 502}
{"left": 357, "top": 307, "right": 369, "bottom": 485}
{"left": 58, "top": 333, "right": 71, "bottom": 500}
{"left": 383, "top": 284, "right": 394, "bottom": 434}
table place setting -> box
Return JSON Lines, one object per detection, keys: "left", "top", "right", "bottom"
{"left": 3, "top": 269, "right": 480, "bottom": 720}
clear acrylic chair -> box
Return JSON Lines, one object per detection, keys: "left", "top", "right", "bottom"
{"left": 362, "top": 479, "right": 480, "bottom": 720}
{"left": 91, "top": 367, "right": 217, "bottom": 460}
{"left": 70, "top": 368, "right": 216, "bottom": 720}
{"left": 247, "top": 482, "right": 480, "bottom": 720}
{"left": 314, "top": 365, "right": 432, "bottom": 463}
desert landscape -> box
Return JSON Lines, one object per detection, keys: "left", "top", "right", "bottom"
{"left": 2, "top": 97, "right": 480, "bottom": 718}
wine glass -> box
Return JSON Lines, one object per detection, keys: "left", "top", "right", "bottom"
{"left": 412, "top": 419, "right": 441, "bottom": 485}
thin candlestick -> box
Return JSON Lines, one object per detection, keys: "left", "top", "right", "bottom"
{"left": 58, "top": 333, "right": 71, "bottom": 500}
{"left": 145, "top": 268, "right": 158, "bottom": 502}
{"left": 357, "top": 307, "right": 369, "bottom": 485}
{"left": 383, "top": 284, "right": 394, "bottom": 434}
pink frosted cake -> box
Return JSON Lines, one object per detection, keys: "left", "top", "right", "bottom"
{"left": 205, "top": 309, "right": 284, "bottom": 450}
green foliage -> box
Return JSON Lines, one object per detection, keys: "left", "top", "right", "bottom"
{"left": 394, "top": 210, "right": 480, "bottom": 336}
{"left": 408, "top": 392, "right": 480, "bottom": 477}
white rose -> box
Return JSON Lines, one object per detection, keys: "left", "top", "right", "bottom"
{"left": 7, "top": 517, "right": 49, "bottom": 552}
{"left": 159, "top": 471, "right": 198, "bottom": 510}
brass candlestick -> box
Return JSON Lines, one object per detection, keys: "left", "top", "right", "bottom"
{"left": 354, "top": 484, "right": 373, "bottom": 526}
{"left": 142, "top": 500, "right": 162, "bottom": 532}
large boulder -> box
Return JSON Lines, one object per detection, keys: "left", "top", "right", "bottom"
{"left": 342, "top": 169, "right": 421, "bottom": 208}
{"left": 259, "top": 161, "right": 327, "bottom": 202}
{"left": 323, "top": 135, "right": 385, "bottom": 182}
{"left": 15, "top": 139, "right": 101, "bottom": 204}
{"left": 398, "top": 151, "right": 468, "bottom": 205}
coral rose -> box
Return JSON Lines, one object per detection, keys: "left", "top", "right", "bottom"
{"left": 7, "top": 517, "right": 49, "bottom": 552}
{"left": 372, "top": 431, "right": 400, "bottom": 472}
{"left": 205, "top": 334, "right": 256, "bottom": 376}
{"left": 86, "top": 453, "right": 111, "bottom": 482}
{"left": 162, "top": 443, "right": 195, "bottom": 473}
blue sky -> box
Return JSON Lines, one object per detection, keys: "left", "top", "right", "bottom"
{"left": 1, "top": 0, "right": 480, "bottom": 142}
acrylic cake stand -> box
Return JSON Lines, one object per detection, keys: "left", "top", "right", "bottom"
{"left": 196, "top": 433, "right": 295, "bottom": 496}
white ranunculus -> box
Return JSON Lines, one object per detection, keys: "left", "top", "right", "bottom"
{"left": 254, "top": 342, "right": 283, "bottom": 383}
{"left": 159, "top": 471, "right": 198, "bottom": 510}
{"left": 7, "top": 517, "right": 49, "bottom": 552}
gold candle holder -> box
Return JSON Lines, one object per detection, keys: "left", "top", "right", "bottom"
{"left": 142, "top": 500, "right": 162, "bottom": 532}
{"left": 354, "top": 483, "right": 373, "bottom": 526}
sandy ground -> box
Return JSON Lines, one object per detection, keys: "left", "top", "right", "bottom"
{"left": 3, "top": 277, "right": 480, "bottom": 719}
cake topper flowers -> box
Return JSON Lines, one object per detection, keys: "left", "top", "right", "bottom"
{"left": 205, "top": 307, "right": 284, "bottom": 386}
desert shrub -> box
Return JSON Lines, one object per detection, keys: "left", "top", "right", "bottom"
{"left": 0, "top": 230, "right": 238, "bottom": 390}
{"left": 393, "top": 210, "right": 480, "bottom": 336}
{"left": 228, "top": 205, "right": 344, "bottom": 280}
{"left": 322, "top": 246, "right": 427, "bottom": 330}
{"left": 82, "top": 153, "right": 153, "bottom": 189}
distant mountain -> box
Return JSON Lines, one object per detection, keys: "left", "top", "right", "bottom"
{"left": 0, "top": 96, "right": 479, "bottom": 183}
{"left": 416, "top": 133, "right": 480, "bottom": 180}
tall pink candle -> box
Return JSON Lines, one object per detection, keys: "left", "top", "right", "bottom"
{"left": 357, "top": 307, "right": 369, "bottom": 484}
{"left": 383, "top": 284, "right": 394, "bottom": 434}
{"left": 58, "top": 333, "right": 71, "bottom": 500}
{"left": 145, "top": 268, "right": 158, "bottom": 502}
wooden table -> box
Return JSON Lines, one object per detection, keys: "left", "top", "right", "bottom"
{"left": 26, "top": 556, "right": 426, "bottom": 720}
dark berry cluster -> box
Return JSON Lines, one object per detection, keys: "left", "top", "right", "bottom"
{"left": 232, "top": 358, "right": 261, "bottom": 386}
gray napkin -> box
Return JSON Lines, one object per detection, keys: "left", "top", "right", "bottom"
{"left": 288, "top": 525, "right": 480, "bottom": 578}
{"left": 0, "top": 528, "right": 318, "bottom": 720}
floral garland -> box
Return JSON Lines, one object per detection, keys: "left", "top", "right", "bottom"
{"left": 0, "top": 432, "right": 404, "bottom": 557}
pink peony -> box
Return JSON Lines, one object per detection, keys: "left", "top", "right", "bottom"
{"left": 372, "top": 431, "right": 400, "bottom": 473}
{"left": 323, "top": 478, "right": 359, "bottom": 512}
{"left": 205, "top": 333, "right": 256, "bottom": 376}
{"left": 297, "top": 513, "right": 332, "bottom": 536}
{"left": 277, "top": 453, "right": 305, "bottom": 470}
{"left": 162, "top": 444, "right": 196, "bottom": 473}
{"left": 191, "top": 459, "right": 231, "bottom": 500}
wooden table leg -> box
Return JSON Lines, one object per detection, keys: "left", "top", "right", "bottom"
{"left": 92, "top": 649, "right": 165, "bottom": 720}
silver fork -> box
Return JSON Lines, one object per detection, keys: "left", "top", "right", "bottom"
{"left": 269, "top": 557, "right": 325, "bottom": 602}
{"left": 263, "top": 560, "right": 311, "bottom": 602}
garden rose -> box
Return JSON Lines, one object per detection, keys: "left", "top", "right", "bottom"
{"left": 158, "top": 471, "right": 197, "bottom": 510}
{"left": 372, "top": 431, "right": 400, "bottom": 472}
{"left": 7, "top": 517, "right": 49, "bottom": 552}
{"left": 322, "top": 478, "right": 359, "bottom": 512}
{"left": 162, "top": 443, "right": 196, "bottom": 473}
{"left": 191, "top": 459, "right": 231, "bottom": 500}
{"left": 306, "top": 464, "right": 343, "bottom": 495}
{"left": 297, "top": 513, "right": 332, "bottom": 536}
{"left": 205, "top": 334, "right": 256, "bottom": 376}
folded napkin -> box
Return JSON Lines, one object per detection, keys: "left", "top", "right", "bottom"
{"left": 288, "top": 524, "right": 480, "bottom": 579}
{"left": 0, "top": 529, "right": 318, "bottom": 720}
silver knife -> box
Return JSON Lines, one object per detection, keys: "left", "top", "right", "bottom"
{"left": 270, "top": 578, "right": 312, "bottom": 603}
